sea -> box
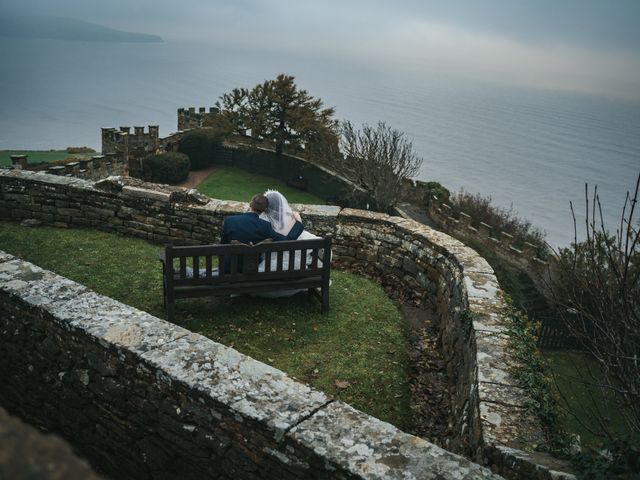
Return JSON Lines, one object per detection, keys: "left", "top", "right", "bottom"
{"left": 1, "top": 37, "right": 639, "bottom": 249}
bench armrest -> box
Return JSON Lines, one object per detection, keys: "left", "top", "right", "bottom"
{"left": 158, "top": 251, "right": 167, "bottom": 265}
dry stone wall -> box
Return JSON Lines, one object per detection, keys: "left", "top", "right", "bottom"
{"left": 0, "top": 252, "right": 500, "bottom": 480}
{"left": 6, "top": 153, "right": 127, "bottom": 181}
{"left": 0, "top": 170, "right": 573, "bottom": 479}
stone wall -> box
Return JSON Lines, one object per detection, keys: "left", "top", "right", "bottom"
{"left": 219, "top": 143, "right": 373, "bottom": 209}
{"left": 419, "top": 201, "right": 556, "bottom": 303}
{"left": 0, "top": 170, "right": 574, "bottom": 479}
{"left": 101, "top": 126, "right": 160, "bottom": 177}
{"left": 177, "top": 107, "right": 219, "bottom": 131}
{"left": 0, "top": 406, "right": 103, "bottom": 479}
{"left": 6, "top": 153, "right": 127, "bottom": 181}
{"left": 0, "top": 250, "right": 500, "bottom": 480}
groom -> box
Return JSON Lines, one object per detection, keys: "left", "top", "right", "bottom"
{"left": 221, "top": 193, "right": 303, "bottom": 245}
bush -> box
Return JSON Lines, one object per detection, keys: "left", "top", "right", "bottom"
{"left": 143, "top": 152, "right": 190, "bottom": 184}
{"left": 178, "top": 130, "right": 223, "bottom": 170}
{"left": 65, "top": 146, "right": 96, "bottom": 154}
{"left": 418, "top": 180, "right": 450, "bottom": 204}
{"left": 449, "top": 190, "right": 547, "bottom": 252}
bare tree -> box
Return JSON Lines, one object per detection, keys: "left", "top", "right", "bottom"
{"left": 339, "top": 121, "right": 423, "bottom": 211}
{"left": 550, "top": 173, "right": 640, "bottom": 440}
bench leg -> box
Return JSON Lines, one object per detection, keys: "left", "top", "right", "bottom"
{"left": 321, "top": 286, "right": 330, "bottom": 314}
{"left": 167, "top": 299, "right": 175, "bottom": 323}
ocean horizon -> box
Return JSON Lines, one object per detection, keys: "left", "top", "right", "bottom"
{"left": 1, "top": 37, "right": 638, "bottom": 248}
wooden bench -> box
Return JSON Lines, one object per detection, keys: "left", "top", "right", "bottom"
{"left": 159, "top": 237, "right": 332, "bottom": 322}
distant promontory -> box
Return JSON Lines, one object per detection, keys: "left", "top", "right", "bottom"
{"left": 0, "top": 12, "right": 163, "bottom": 43}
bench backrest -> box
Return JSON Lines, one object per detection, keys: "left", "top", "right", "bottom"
{"left": 164, "top": 238, "right": 332, "bottom": 287}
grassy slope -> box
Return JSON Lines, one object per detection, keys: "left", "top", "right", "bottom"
{"left": 0, "top": 150, "right": 69, "bottom": 167}
{"left": 197, "top": 166, "right": 323, "bottom": 205}
{"left": 544, "top": 350, "right": 632, "bottom": 448}
{"left": 0, "top": 222, "right": 411, "bottom": 429}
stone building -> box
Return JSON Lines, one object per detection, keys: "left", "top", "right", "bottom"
{"left": 177, "top": 106, "right": 218, "bottom": 130}
{"left": 101, "top": 125, "right": 160, "bottom": 177}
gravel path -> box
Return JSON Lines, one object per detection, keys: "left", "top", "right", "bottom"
{"left": 177, "top": 166, "right": 217, "bottom": 189}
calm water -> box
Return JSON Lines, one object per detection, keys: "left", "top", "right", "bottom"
{"left": 1, "top": 38, "right": 639, "bottom": 248}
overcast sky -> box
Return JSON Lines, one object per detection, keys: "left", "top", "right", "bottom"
{"left": 4, "top": 0, "right": 640, "bottom": 99}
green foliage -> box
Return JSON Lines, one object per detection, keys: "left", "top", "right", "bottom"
{"left": 197, "top": 166, "right": 323, "bottom": 204}
{"left": 142, "top": 152, "right": 190, "bottom": 184}
{"left": 502, "top": 297, "right": 570, "bottom": 452}
{"left": 0, "top": 221, "right": 411, "bottom": 430}
{"left": 449, "top": 189, "right": 547, "bottom": 252}
{"left": 0, "top": 150, "right": 70, "bottom": 166}
{"left": 419, "top": 180, "right": 450, "bottom": 204}
{"left": 178, "top": 130, "right": 223, "bottom": 170}
{"left": 572, "top": 438, "right": 640, "bottom": 479}
{"left": 216, "top": 74, "right": 339, "bottom": 157}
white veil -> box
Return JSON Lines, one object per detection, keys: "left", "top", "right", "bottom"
{"left": 264, "top": 190, "right": 295, "bottom": 235}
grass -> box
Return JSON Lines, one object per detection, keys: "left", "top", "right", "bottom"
{"left": 0, "top": 150, "right": 96, "bottom": 167}
{"left": 197, "top": 166, "right": 323, "bottom": 204}
{"left": 0, "top": 221, "right": 411, "bottom": 430}
{"left": 544, "top": 350, "right": 633, "bottom": 448}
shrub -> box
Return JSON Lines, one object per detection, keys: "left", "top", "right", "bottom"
{"left": 449, "top": 189, "right": 547, "bottom": 252}
{"left": 418, "top": 180, "right": 450, "bottom": 204}
{"left": 65, "top": 146, "right": 96, "bottom": 154}
{"left": 178, "top": 130, "right": 223, "bottom": 170}
{"left": 339, "top": 121, "right": 423, "bottom": 212}
{"left": 143, "top": 152, "right": 190, "bottom": 184}
{"left": 551, "top": 176, "right": 640, "bottom": 447}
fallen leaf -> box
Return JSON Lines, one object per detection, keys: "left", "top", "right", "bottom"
{"left": 335, "top": 380, "right": 351, "bottom": 389}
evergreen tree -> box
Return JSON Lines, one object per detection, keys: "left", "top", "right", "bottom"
{"left": 217, "top": 74, "right": 338, "bottom": 156}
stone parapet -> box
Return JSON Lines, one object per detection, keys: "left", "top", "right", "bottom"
{"left": 177, "top": 106, "right": 219, "bottom": 130}
{"left": 0, "top": 170, "right": 574, "bottom": 479}
{"left": 0, "top": 251, "right": 501, "bottom": 480}
{"left": 395, "top": 203, "right": 558, "bottom": 304}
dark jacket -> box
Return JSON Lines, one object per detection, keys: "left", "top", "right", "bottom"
{"left": 221, "top": 212, "right": 303, "bottom": 245}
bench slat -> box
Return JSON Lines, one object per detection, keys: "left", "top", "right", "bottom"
{"left": 265, "top": 252, "right": 271, "bottom": 273}
{"left": 162, "top": 237, "right": 331, "bottom": 321}
{"left": 179, "top": 257, "right": 186, "bottom": 278}
{"left": 173, "top": 277, "right": 323, "bottom": 298}
{"left": 206, "top": 255, "right": 212, "bottom": 276}
{"left": 193, "top": 256, "right": 199, "bottom": 278}
{"left": 277, "top": 250, "right": 283, "bottom": 272}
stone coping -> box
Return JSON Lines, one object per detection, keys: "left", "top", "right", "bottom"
{"left": 0, "top": 250, "right": 501, "bottom": 480}
{"left": 0, "top": 169, "right": 575, "bottom": 479}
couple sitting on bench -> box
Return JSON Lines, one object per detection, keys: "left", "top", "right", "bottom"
{"left": 188, "top": 190, "right": 323, "bottom": 278}
{"left": 160, "top": 190, "right": 331, "bottom": 320}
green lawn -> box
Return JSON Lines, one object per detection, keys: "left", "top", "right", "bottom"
{"left": 544, "top": 350, "right": 634, "bottom": 448}
{"left": 0, "top": 150, "right": 70, "bottom": 167}
{"left": 0, "top": 222, "right": 411, "bottom": 430}
{"left": 197, "top": 166, "right": 323, "bottom": 204}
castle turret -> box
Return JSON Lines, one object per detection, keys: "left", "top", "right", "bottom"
{"left": 177, "top": 106, "right": 219, "bottom": 131}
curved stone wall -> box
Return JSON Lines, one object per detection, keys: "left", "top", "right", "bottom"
{"left": 0, "top": 170, "right": 573, "bottom": 479}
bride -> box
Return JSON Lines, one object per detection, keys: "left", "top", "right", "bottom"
{"left": 259, "top": 189, "right": 323, "bottom": 271}
{"left": 262, "top": 190, "right": 320, "bottom": 241}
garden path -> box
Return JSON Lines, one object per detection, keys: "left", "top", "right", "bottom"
{"left": 177, "top": 165, "right": 217, "bottom": 188}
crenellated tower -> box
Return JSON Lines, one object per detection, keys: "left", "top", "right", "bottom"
{"left": 101, "top": 125, "right": 160, "bottom": 177}
{"left": 177, "top": 107, "right": 219, "bottom": 131}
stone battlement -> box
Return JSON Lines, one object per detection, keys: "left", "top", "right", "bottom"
{"left": 5, "top": 153, "right": 126, "bottom": 181}
{"left": 177, "top": 106, "right": 219, "bottom": 130}
{"left": 101, "top": 125, "right": 161, "bottom": 178}
{"left": 0, "top": 170, "right": 574, "bottom": 480}
{"left": 423, "top": 198, "right": 556, "bottom": 300}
